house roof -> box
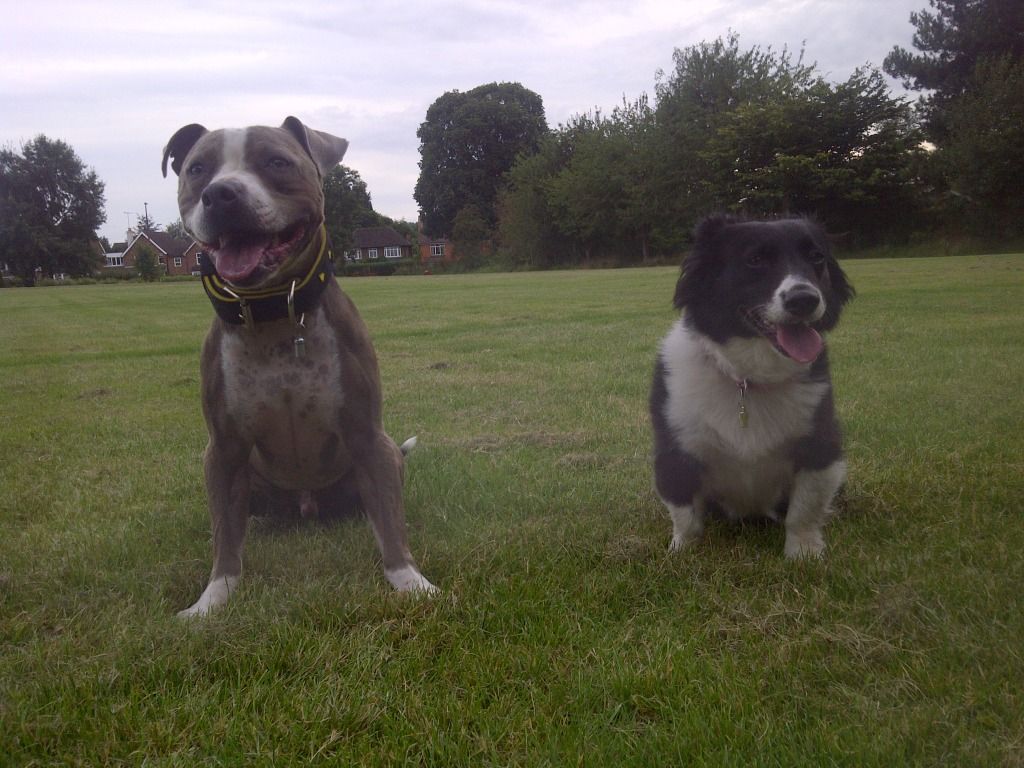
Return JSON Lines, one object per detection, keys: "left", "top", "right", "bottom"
{"left": 125, "top": 230, "right": 193, "bottom": 258}
{"left": 352, "top": 227, "right": 411, "bottom": 249}
{"left": 418, "top": 232, "right": 449, "bottom": 245}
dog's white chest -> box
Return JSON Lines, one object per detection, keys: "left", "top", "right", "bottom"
{"left": 217, "top": 306, "right": 345, "bottom": 486}
{"left": 659, "top": 321, "right": 828, "bottom": 516}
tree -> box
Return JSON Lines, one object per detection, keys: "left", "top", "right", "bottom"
{"left": 545, "top": 98, "right": 662, "bottom": 262}
{"left": 941, "top": 54, "right": 1024, "bottom": 234}
{"left": 883, "top": 0, "right": 1024, "bottom": 138}
{"left": 322, "top": 165, "right": 381, "bottom": 258}
{"left": 653, "top": 34, "right": 817, "bottom": 234}
{"left": 0, "top": 135, "right": 106, "bottom": 285}
{"left": 450, "top": 204, "right": 492, "bottom": 271}
{"left": 415, "top": 82, "right": 547, "bottom": 237}
{"left": 497, "top": 136, "right": 581, "bottom": 269}
{"left": 165, "top": 218, "right": 188, "bottom": 240}
{"left": 701, "top": 67, "right": 926, "bottom": 241}
{"left": 135, "top": 211, "right": 159, "bottom": 233}
{"left": 134, "top": 242, "right": 161, "bottom": 282}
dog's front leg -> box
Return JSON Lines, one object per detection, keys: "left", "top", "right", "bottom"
{"left": 354, "top": 434, "right": 436, "bottom": 594}
{"left": 654, "top": 446, "right": 705, "bottom": 552}
{"left": 178, "top": 440, "right": 252, "bottom": 618}
{"left": 784, "top": 460, "right": 846, "bottom": 559}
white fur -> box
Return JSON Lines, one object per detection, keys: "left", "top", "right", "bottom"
{"left": 658, "top": 317, "right": 841, "bottom": 552}
{"left": 178, "top": 574, "right": 239, "bottom": 619}
{"left": 660, "top": 319, "right": 826, "bottom": 470}
{"left": 218, "top": 304, "right": 345, "bottom": 489}
{"left": 784, "top": 460, "right": 846, "bottom": 559}
{"left": 385, "top": 565, "right": 438, "bottom": 594}
{"left": 399, "top": 436, "right": 418, "bottom": 455}
{"left": 667, "top": 500, "right": 705, "bottom": 552}
{"left": 184, "top": 128, "right": 288, "bottom": 243}
{"left": 765, "top": 274, "right": 825, "bottom": 324}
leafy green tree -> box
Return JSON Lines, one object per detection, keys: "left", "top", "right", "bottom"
{"left": 545, "top": 97, "right": 662, "bottom": 262}
{"left": 415, "top": 82, "right": 547, "bottom": 237}
{"left": 165, "top": 219, "right": 188, "bottom": 241}
{"left": 883, "top": 0, "right": 1024, "bottom": 138}
{"left": 653, "top": 34, "right": 817, "bottom": 234}
{"left": 702, "top": 67, "right": 925, "bottom": 241}
{"left": 450, "top": 204, "right": 492, "bottom": 271}
{"left": 134, "top": 243, "right": 161, "bottom": 282}
{"left": 0, "top": 135, "right": 106, "bottom": 285}
{"left": 497, "top": 135, "right": 580, "bottom": 269}
{"left": 322, "top": 165, "right": 380, "bottom": 258}
{"left": 135, "top": 211, "right": 159, "bottom": 233}
{"left": 941, "top": 54, "right": 1024, "bottom": 234}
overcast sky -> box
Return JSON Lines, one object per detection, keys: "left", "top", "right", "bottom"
{"left": 2, "top": 0, "right": 923, "bottom": 244}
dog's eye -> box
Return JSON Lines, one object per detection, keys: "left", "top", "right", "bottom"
{"left": 267, "top": 157, "right": 292, "bottom": 170}
{"left": 746, "top": 253, "right": 766, "bottom": 268}
{"left": 187, "top": 162, "right": 205, "bottom": 177}
{"left": 808, "top": 251, "right": 827, "bottom": 266}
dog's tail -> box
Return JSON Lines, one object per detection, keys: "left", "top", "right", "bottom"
{"left": 399, "top": 436, "right": 418, "bottom": 456}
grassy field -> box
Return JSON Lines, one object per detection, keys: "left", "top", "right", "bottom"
{"left": 1, "top": 255, "right": 1022, "bottom": 766}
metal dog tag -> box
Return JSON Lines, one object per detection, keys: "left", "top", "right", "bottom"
{"left": 294, "top": 335, "right": 306, "bottom": 358}
{"left": 737, "top": 379, "right": 749, "bottom": 428}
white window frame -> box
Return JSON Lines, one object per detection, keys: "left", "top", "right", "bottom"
{"left": 107, "top": 255, "right": 124, "bottom": 267}
{"left": 430, "top": 243, "right": 445, "bottom": 258}
{"left": 173, "top": 256, "right": 183, "bottom": 267}
{"left": 368, "top": 248, "right": 378, "bottom": 260}
{"left": 196, "top": 254, "right": 202, "bottom": 265}
{"left": 383, "top": 246, "right": 402, "bottom": 259}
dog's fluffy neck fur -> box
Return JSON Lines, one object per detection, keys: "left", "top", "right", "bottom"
{"left": 685, "top": 312, "right": 812, "bottom": 388}
{"left": 660, "top": 318, "right": 830, "bottom": 463}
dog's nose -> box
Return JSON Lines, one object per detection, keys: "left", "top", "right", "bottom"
{"left": 201, "top": 180, "right": 241, "bottom": 212}
{"left": 782, "top": 285, "right": 822, "bottom": 317}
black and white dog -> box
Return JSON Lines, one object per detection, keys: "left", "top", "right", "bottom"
{"left": 650, "top": 215, "right": 854, "bottom": 558}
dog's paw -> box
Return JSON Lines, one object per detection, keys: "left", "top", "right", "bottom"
{"left": 668, "top": 533, "right": 698, "bottom": 553}
{"left": 784, "top": 530, "right": 826, "bottom": 560}
{"left": 385, "top": 565, "right": 438, "bottom": 595}
{"left": 176, "top": 575, "right": 239, "bottom": 619}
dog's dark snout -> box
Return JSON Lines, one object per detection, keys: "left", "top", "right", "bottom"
{"left": 201, "top": 180, "right": 241, "bottom": 211}
{"left": 783, "top": 286, "right": 822, "bottom": 317}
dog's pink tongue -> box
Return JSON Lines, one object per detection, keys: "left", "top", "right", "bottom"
{"left": 214, "top": 242, "right": 265, "bottom": 283}
{"left": 776, "top": 324, "right": 823, "bottom": 363}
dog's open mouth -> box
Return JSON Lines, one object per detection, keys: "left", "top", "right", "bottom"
{"left": 203, "top": 221, "right": 308, "bottom": 285}
{"left": 742, "top": 308, "right": 823, "bottom": 364}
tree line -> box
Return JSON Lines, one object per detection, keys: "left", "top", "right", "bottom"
{"left": 416, "top": 0, "right": 1024, "bottom": 268}
{"left": 2, "top": 0, "right": 1020, "bottom": 282}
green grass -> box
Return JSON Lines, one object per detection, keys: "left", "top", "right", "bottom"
{"left": 1, "top": 255, "right": 1022, "bottom": 766}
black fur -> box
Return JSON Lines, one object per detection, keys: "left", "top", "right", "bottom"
{"left": 674, "top": 216, "right": 854, "bottom": 344}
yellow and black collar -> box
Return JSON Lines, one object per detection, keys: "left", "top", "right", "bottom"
{"left": 199, "top": 225, "right": 334, "bottom": 327}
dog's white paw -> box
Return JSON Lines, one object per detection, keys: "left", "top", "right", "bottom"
{"left": 399, "top": 436, "right": 419, "bottom": 456}
{"left": 177, "top": 575, "right": 239, "bottom": 619}
{"left": 385, "top": 565, "right": 438, "bottom": 595}
{"left": 784, "top": 530, "right": 826, "bottom": 560}
{"left": 668, "top": 533, "right": 699, "bottom": 553}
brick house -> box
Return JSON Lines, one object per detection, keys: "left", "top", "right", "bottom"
{"left": 417, "top": 231, "right": 456, "bottom": 266}
{"left": 347, "top": 227, "right": 413, "bottom": 262}
{"left": 119, "top": 230, "right": 198, "bottom": 276}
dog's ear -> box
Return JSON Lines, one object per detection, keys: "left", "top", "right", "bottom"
{"left": 693, "top": 213, "right": 739, "bottom": 244}
{"left": 281, "top": 116, "right": 349, "bottom": 176}
{"left": 162, "top": 124, "right": 208, "bottom": 178}
{"left": 674, "top": 214, "right": 740, "bottom": 310}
